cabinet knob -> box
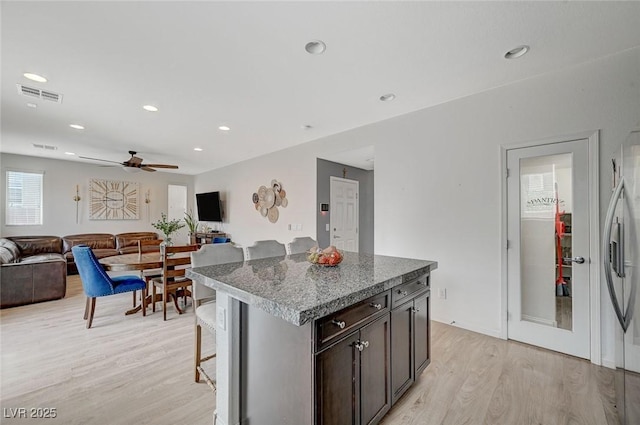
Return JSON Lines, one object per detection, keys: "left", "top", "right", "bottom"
{"left": 412, "top": 308, "right": 420, "bottom": 313}
{"left": 398, "top": 290, "right": 408, "bottom": 296}
{"left": 370, "top": 303, "right": 382, "bottom": 310}
{"left": 332, "top": 319, "right": 346, "bottom": 329}
{"left": 355, "top": 340, "right": 369, "bottom": 352}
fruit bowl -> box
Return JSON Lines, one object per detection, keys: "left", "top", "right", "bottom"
{"left": 307, "top": 246, "right": 343, "bottom": 267}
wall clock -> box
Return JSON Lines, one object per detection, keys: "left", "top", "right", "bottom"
{"left": 89, "top": 179, "right": 139, "bottom": 220}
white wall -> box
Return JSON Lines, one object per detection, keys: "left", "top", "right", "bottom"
{"left": 1, "top": 154, "right": 194, "bottom": 240}
{"left": 195, "top": 48, "right": 640, "bottom": 365}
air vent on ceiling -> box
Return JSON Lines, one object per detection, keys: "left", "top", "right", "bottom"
{"left": 16, "top": 84, "right": 63, "bottom": 104}
{"left": 33, "top": 143, "right": 58, "bottom": 151}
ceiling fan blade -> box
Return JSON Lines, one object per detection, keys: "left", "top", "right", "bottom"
{"left": 143, "top": 164, "right": 179, "bottom": 169}
{"left": 78, "top": 156, "right": 125, "bottom": 165}
{"left": 140, "top": 166, "right": 157, "bottom": 172}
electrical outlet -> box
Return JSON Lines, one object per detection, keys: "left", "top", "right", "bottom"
{"left": 217, "top": 306, "right": 227, "bottom": 331}
{"left": 326, "top": 224, "right": 330, "bottom": 232}
{"left": 438, "top": 288, "right": 447, "bottom": 299}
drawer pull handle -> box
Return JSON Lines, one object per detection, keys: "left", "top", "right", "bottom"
{"left": 332, "top": 320, "right": 346, "bottom": 329}
{"left": 370, "top": 303, "right": 382, "bottom": 310}
{"left": 398, "top": 290, "right": 408, "bottom": 296}
{"left": 355, "top": 340, "right": 370, "bottom": 352}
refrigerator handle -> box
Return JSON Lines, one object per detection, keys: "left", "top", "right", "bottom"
{"left": 603, "top": 176, "right": 628, "bottom": 331}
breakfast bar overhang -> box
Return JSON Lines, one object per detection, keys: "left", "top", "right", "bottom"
{"left": 187, "top": 252, "right": 438, "bottom": 425}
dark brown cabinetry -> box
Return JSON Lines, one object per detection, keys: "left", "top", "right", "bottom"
{"left": 188, "top": 231, "right": 227, "bottom": 246}
{"left": 390, "top": 277, "right": 430, "bottom": 404}
{"left": 238, "top": 272, "right": 431, "bottom": 425}
{"left": 315, "top": 314, "right": 390, "bottom": 425}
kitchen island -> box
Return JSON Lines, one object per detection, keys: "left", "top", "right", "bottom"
{"left": 187, "top": 252, "right": 437, "bottom": 425}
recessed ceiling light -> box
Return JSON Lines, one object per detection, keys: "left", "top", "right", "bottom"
{"left": 23, "top": 73, "right": 47, "bottom": 83}
{"left": 143, "top": 105, "right": 159, "bottom": 112}
{"left": 218, "top": 125, "right": 230, "bottom": 131}
{"left": 379, "top": 93, "right": 396, "bottom": 102}
{"left": 194, "top": 147, "right": 203, "bottom": 152}
{"left": 504, "top": 45, "right": 530, "bottom": 59}
{"left": 26, "top": 103, "right": 37, "bottom": 108}
{"left": 65, "top": 152, "right": 76, "bottom": 156}
{"left": 305, "top": 40, "right": 326, "bottom": 55}
{"left": 69, "top": 124, "right": 85, "bottom": 130}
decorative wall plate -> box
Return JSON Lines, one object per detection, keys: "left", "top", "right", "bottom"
{"left": 267, "top": 206, "right": 279, "bottom": 223}
{"left": 252, "top": 179, "right": 288, "bottom": 223}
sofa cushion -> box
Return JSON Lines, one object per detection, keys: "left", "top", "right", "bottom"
{"left": 64, "top": 248, "right": 118, "bottom": 261}
{"left": 62, "top": 234, "right": 116, "bottom": 253}
{"left": 115, "top": 232, "right": 158, "bottom": 253}
{"left": 19, "top": 253, "right": 66, "bottom": 264}
{"left": 7, "top": 236, "right": 63, "bottom": 256}
{"left": 0, "top": 238, "right": 20, "bottom": 264}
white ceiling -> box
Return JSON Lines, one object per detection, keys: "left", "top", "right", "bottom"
{"left": 2, "top": 1, "right": 639, "bottom": 175}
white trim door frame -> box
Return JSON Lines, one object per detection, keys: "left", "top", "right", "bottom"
{"left": 500, "top": 130, "right": 600, "bottom": 364}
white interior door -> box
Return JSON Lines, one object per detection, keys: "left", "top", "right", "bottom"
{"left": 506, "top": 138, "right": 591, "bottom": 359}
{"left": 330, "top": 176, "right": 359, "bottom": 252}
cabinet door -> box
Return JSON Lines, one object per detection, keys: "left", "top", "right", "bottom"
{"left": 360, "top": 315, "right": 391, "bottom": 425}
{"left": 391, "top": 300, "right": 413, "bottom": 404}
{"left": 414, "top": 291, "right": 430, "bottom": 376}
{"left": 316, "top": 332, "right": 360, "bottom": 425}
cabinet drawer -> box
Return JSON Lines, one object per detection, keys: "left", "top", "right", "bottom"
{"left": 316, "top": 291, "right": 389, "bottom": 351}
{"left": 391, "top": 274, "right": 429, "bottom": 308}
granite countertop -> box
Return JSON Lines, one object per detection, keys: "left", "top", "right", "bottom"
{"left": 187, "top": 252, "right": 437, "bottom": 326}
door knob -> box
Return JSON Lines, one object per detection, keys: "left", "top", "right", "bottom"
{"left": 571, "top": 256, "right": 586, "bottom": 264}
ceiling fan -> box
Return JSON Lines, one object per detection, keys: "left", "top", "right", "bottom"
{"left": 79, "top": 151, "right": 179, "bottom": 172}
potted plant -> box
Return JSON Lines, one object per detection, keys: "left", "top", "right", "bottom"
{"left": 184, "top": 209, "right": 199, "bottom": 237}
{"left": 152, "top": 213, "right": 185, "bottom": 254}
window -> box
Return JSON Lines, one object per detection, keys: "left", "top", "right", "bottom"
{"left": 5, "top": 170, "right": 43, "bottom": 225}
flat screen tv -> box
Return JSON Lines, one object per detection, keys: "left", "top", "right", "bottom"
{"left": 196, "top": 191, "right": 223, "bottom": 222}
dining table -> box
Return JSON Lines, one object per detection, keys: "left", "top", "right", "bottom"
{"left": 100, "top": 251, "right": 192, "bottom": 315}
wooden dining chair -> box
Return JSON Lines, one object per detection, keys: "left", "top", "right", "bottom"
{"left": 131, "top": 239, "right": 163, "bottom": 308}
{"left": 151, "top": 244, "right": 198, "bottom": 321}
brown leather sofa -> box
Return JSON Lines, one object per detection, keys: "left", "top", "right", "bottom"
{"left": 0, "top": 236, "right": 67, "bottom": 308}
{"left": 63, "top": 232, "right": 158, "bottom": 274}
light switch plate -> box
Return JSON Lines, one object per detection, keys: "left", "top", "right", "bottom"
{"left": 217, "top": 306, "right": 227, "bottom": 331}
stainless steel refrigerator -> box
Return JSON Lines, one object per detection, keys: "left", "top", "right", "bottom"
{"left": 604, "top": 130, "right": 640, "bottom": 424}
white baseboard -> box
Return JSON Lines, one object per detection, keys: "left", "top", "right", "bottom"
{"left": 601, "top": 357, "right": 616, "bottom": 369}
{"left": 432, "top": 317, "right": 502, "bottom": 339}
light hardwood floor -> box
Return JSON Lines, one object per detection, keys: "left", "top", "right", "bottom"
{"left": 1, "top": 276, "right": 619, "bottom": 424}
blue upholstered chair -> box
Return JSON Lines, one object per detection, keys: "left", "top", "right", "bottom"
{"left": 72, "top": 245, "right": 148, "bottom": 329}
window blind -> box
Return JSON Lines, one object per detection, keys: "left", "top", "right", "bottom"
{"left": 5, "top": 170, "right": 43, "bottom": 225}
